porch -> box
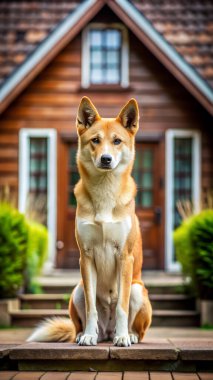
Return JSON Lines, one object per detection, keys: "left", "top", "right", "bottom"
{"left": 2, "top": 270, "right": 200, "bottom": 329}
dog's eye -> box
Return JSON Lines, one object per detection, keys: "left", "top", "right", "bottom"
{"left": 113, "top": 138, "right": 122, "bottom": 145}
{"left": 91, "top": 137, "right": 100, "bottom": 144}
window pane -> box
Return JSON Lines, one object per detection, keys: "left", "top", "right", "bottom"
{"left": 173, "top": 137, "right": 192, "bottom": 229}
{"left": 143, "top": 149, "right": 153, "bottom": 169}
{"left": 106, "top": 68, "right": 119, "bottom": 84}
{"left": 105, "top": 30, "right": 121, "bottom": 48}
{"left": 91, "top": 68, "right": 103, "bottom": 83}
{"left": 29, "top": 138, "right": 48, "bottom": 195}
{"left": 90, "top": 30, "right": 102, "bottom": 47}
{"left": 68, "top": 146, "right": 80, "bottom": 207}
{"left": 91, "top": 50, "right": 103, "bottom": 65}
{"left": 106, "top": 50, "right": 119, "bottom": 65}
{"left": 89, "top": 28, "right": 122, "bottom": 85}
{"left": 142, "top": 191, "right": 153, "bottom": 207}
{"left": 142, "top": 172, "right": 153, "bottom": 188}
{"left": 29, "top": 137, "right": 48, "bottom": 225}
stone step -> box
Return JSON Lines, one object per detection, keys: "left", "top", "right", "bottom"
{"left": 20, "top": 294, "right": 69, "bottom": 310}
{"left": 39, "top": 283, "right": 190, "bottom": 295}
{"left": 10, "top": 309, "right": 200, "bottom": 328}
{"left": 1, "top": 340, "right": 213, "bottom": 373}
{"left": 20, "top": 293, "right": 196, "bottom": 311}
{"left": 149, "top": 294, "right": 196, "bottom": 310}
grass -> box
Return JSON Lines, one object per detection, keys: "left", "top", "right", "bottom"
{"left": 201, "top": 323, "right": 213, "bottom": 330}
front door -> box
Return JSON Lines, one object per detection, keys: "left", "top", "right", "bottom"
{"left": 58, "top": 141, "right": 162, "bottom": 269}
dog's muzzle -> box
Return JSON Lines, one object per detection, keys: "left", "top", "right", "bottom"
{"left": 100, "top": 154, "right": 112, "bottom": 169}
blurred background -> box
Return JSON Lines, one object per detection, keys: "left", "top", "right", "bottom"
{"left": 0, "top": 0, "right": 212, "bottom": 331}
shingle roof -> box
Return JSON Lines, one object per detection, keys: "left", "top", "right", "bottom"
{"left": 0, "top": 0, "right": 212, "bottom": 105}
{"left": 131, "top": 0, "right": 213, "bottom": 89}
{"left": 0, "top": 1, "right": 81, "bottom": 86}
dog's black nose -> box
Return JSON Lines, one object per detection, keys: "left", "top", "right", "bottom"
{"left": 101, "top": 154, "right": 112, "bottom": 165}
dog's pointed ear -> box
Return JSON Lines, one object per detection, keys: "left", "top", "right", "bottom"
{"left": 76, "top": 97, "right": 100, "bottom": 130}
{"left": 116, "top": 98, "right": 139, "bottom": 134}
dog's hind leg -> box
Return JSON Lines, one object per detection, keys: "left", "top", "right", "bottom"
{"left": 128, "top": 282, "right": 152, "bottom": 343}
{"left": 69, "top": 282, "right": 85, "bottom": 342}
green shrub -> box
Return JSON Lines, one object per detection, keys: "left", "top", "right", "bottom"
{"left": 190, "top": 210, "right": 213, "bottom": 299}
{"left": 0, "top": 204, "right": 28, "bottom": 298}
{"left": 25, "top": 221, "right": 48, "bottom": 293}
{"left": 174, "top": 209, "right": 213, "bottom": 299}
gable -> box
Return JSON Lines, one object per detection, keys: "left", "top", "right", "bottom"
{"left": 0, "top": 0, "right": 212, "bottom": 114}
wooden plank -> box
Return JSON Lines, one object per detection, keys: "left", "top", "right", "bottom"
{"left": 67, "top": 373, "right": 97, "bottom": 380}
{"left": 0, "top": 175, "right": 17, "bottom": 186}
{"left": 0, "top": 147, "right": 18, "bottom": 159}
{"left": 150, "top": 372, "right": 173, "bottom": 380}
{"left": 13, "top": 372, "right": 45, "bottom": 380}
{"left": 172, "top": 374, "right": 200, "bottom": 380}
{"left": 198, "top": 374, "right": 213, "bottom": 380}
{"left": 123, "top": 371, "right": 149, "bottom": 380}
{"left": 0, "top": 372, "right": 18, "bottom": 380}
{"left": 0, "top": 135, "right": 18, "bottom": 144}
{"left": 0, "top": 161, "right": 18, "bottom": 172}
{"left": 41, "top": 372, "right": 70, "bottom": 380}
{"left": 95, "top": 373, "right": 122, "bottom": 380}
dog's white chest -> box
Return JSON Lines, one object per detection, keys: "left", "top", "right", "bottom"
{"left": 76, "top": 216, "right": 131, "bottom": 255}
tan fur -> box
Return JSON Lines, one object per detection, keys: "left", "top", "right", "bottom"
{"left": 27, "top": 97, "right": 152, "bottom": 345}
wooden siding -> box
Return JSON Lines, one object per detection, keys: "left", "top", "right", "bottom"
{"left": 0, "top": 17, "right": 212, "bottom": 229}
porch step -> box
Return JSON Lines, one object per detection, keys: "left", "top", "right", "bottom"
{"left": 20, "top": 294, "right": 69, "bottom": 310}
{"left": 153, "top": 310, "right": 200, "bottom": 327}
{"left": 20, "top": 293, "right": 196, "bottom": 311}
{"left": 39, "top": 283, "right": 190, "bottom": 295}
{"left": 10, "top": 309, "right": 200, "bottom": 328}
{"left": 10, "top": 310, "right": 69, "bottom": 327}
{"left": 149, "top": 294, "right": 196, "bottom": 310}
{"left": 1, "top": 340, "right": 213, "bottom": 373}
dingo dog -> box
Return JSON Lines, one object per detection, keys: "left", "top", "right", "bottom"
{"left": 28, "top": 97, "right": 152, "bottom": 346}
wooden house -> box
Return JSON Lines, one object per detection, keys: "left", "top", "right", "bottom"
{"left": 0, "top": 0, "right": 212, "bottom": 272}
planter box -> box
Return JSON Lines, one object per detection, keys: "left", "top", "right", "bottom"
{"left": 200, "top": 300, "right": 213, "bottom": 325}
{"left": 0, "top": 299, "right": 19, "bottom": 326}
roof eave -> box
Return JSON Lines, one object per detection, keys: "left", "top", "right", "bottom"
{"left": 0, "top": 0, "right": 105, "bottom": 114}
{"left": 109, "top": 0, "right": 213, "bottom": 115}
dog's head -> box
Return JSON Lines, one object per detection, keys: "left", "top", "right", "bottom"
{"left": 76, "top": 97, "right": 139, "bottom": 173}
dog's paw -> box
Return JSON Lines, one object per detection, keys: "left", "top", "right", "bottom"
{"left": 113, "top": 334, "right": 131, "bottom": 347}
{"left": 76, "top": 332, "right": 83, "bottom": 344}
{"left": 78, "top": 334, "right": 97, "bottom": 346}
{"left": 129, "top": 333, "right": 139, "bottom": 344}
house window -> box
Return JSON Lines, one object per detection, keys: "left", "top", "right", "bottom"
{"left": 166, "top": 130, "right": 201, "bottom": 271}
{"left": 68, "top": 145, "right": 79, "bottom": 207}
{"left": 82, "top": 24, "right": 129, "bottom": 88}
{"left": 19, "top": 129, "right": 57, "bottom": 269}
{"left": 173, "top": 137, "right": 193, "bottom": 228}
{"left": 133, "top": 146, "right": 154, "bottom": 208}
{"left": 29, "top": 138, "right": 48, "bottom": 195}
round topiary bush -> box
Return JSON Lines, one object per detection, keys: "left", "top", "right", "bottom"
{"left": 0, "top": 204, "right": 28, "bottom": 298}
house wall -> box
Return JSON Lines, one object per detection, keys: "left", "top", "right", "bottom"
{"left": 0, "top": 10, "right": 212, "bottom": 266}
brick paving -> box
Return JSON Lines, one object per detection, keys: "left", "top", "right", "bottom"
{"left": 0, "top": 371, "right": 213, "bottom": 380}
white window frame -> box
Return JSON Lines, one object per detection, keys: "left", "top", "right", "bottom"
{"left": 165, "top": 129, "right": 201, "bottom": 272}
{"left": 81, "top": 23, "right": 129, "bottom": 88}
{"left": 19, "top": 129, "right": 57, "bottom": 272}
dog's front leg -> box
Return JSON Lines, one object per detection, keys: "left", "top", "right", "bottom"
{"left": 78, "top": 254, "right": 98, "bottom": 346}
{"left": 114, "top": 254, "right": 134, "bottom": 347}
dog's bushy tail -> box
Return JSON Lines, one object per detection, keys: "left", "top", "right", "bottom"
{"left": 27, "top": 317, "right": 76, "bottom": 343}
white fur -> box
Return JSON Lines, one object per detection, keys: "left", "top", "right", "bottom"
{"left": 76, "top": 215, "right": 132, "bottom": 345}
